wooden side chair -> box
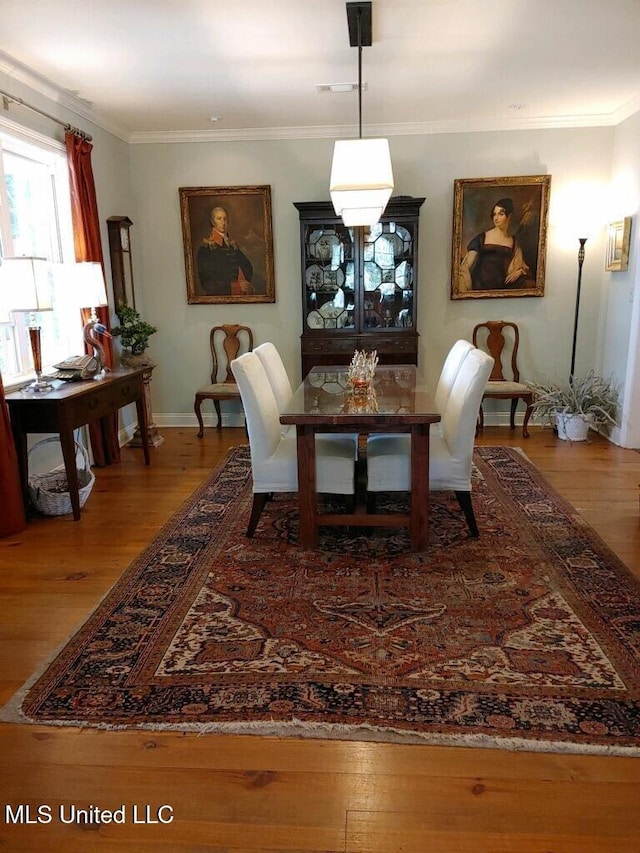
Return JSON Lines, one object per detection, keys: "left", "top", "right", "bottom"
{"left": 472, "top": 320, "right": 533, "bottom": 438}
{"left": 194, "top": 324, "right": 253, "bottom": 436}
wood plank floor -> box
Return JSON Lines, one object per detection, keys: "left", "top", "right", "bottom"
{"left": 1, "top": 425, "right": 639, "bottom": 852}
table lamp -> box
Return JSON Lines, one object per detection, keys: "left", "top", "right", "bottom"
{"left": 0, "top": 256, "right": 54, "bottom": 392}
{"left": 69, "top": 262, "right": 110, "bottom": 373}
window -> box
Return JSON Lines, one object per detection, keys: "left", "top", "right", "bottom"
{"left": 0, "top": 117, "right": 81, "bottom": 386}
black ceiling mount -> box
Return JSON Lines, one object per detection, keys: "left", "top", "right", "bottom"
{"left": 346, "top": 2, "right": 372, "bottom": 47}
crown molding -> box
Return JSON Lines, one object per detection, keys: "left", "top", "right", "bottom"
{"left": 1, "top": 50, "right": 634, "bottom": 148}
{"left": 129, "top": 111, "right": 621, "bottom": 145}
{"left": 612, "top": 92, "right": 640, "bottom": 124}
{"left": 0, "top": 51, "right": 130, "bottom": 142}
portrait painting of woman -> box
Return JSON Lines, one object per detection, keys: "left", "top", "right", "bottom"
{"left": 451, "top": 176, "right": 551, "bottom": 300}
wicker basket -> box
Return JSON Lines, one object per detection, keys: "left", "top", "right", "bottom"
{"left": 28, "top": 437, "right": 96, "bottom": 516}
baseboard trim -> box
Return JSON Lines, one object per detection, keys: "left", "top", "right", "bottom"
{"left": 154, "top": 412, "right": 246, "bottom": 429}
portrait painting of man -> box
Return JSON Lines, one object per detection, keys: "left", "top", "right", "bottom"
{"left": 180, "top": 185, "right": 275, "bottom": 304}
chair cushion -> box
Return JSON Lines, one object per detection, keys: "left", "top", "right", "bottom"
{"left": 483, "top": 380, "right": 531, "bottom": 395}
{"left": 196, "top": 382, "right": 240, "bottom": 397}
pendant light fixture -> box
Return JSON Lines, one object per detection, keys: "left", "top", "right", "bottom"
{"left": 329, "top": 2, "right": 394, "bottom": 227}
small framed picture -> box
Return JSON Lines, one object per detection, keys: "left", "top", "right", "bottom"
{"left": 180, "top": 185, "right": 275, "bottom": 304}
{"left": 451, "top": 175, "right": 551, "bottom": 299}
{"left": 605, "top": 217, "right": 632, "bottom": 272}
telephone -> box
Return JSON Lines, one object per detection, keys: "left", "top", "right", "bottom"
{"left": 53, "top": 354, "right": 100, "bottom": 380}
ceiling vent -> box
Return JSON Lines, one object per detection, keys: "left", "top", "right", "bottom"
{"left": 316, "top": 82, "right": 367, "bottom": 94}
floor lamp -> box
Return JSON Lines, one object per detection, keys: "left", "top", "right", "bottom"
{"left": 1, "top": 257, "right": 54, "bottom": 392}
{"left": 569, "top": 237, "right": 587, "bottom": 381}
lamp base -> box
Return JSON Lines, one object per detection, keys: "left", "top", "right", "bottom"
{"left": 23, "top": 377, "right": 53, "bottom": 393}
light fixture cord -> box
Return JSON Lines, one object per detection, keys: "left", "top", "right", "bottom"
{"left": 357, "top": 7, "right": 363, "bottom": 138}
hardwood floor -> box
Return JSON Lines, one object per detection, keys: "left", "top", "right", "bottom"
{"left": 1, "top": 425, "right": 639, "bottom": 852}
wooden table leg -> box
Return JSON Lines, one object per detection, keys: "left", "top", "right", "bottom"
{"left": 296, "top": 425, "right": 318, "bottom": 549}
{"left": 135, "top": 391, "right": 151, "bottom": 465}
{"left": 410, "top": 424, "right": 430, "bottom": 552}
{"left": 59, "top": 427, "right": 81, "bottom": 521}
{"left": 9, "top": 410, "right": 30, "bottom": 517}
{"left": 100, "top": 415, "right": 115, "bottom": 465}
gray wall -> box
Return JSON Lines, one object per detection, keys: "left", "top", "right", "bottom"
{"left": 128, "top": 127, "right": 618, "bottom": 427}
{"left": 2, "top": 64, "right": 638, "bottom": 445}
{"left": 603, "top": 109, "right": 640, "bottom": 447}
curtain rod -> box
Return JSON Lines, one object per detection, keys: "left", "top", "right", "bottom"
{"left": 0, "top": 89, "right": 92, "bottom": 141}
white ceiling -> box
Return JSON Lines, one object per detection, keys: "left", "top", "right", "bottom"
{"left": 1, "top": 0, "right": 639, "bottom": 143}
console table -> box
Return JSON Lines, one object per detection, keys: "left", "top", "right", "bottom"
{"left": 6, "top": 367, "right": 151, "bottom": 521}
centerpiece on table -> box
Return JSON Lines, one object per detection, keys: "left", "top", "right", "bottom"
{"left": 347, "top": 349, "right": 378, "bottom": 395}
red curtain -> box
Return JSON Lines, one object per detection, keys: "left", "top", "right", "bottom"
{"left": 65, "top": 132, "right": 120, "bottom": 466}
{"left": 0, "top": 371, "right": 27, "bottom": 537}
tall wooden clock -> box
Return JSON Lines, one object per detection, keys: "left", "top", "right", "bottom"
{"left": 107, "top": 215, "right": 136, "bottom": 308}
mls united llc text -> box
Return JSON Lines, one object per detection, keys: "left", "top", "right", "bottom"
{"left": 5, "top": 804, "right": 174, "bottom": 825}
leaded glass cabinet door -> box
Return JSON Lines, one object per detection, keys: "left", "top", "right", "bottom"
{"left": 362, "top": 220, "right": 415, "bottom": 332}
{"left": 295, "top": 198, "right": 425, "bottom": 377}
{"left": 303, "top": 221, "right": 354, "bottom": 333}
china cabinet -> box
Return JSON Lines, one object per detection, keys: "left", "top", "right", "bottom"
{"left": 294, "top": 197, "right": 425, "bottom": 376}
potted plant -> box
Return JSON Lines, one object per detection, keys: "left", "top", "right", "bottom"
{"left": 112, "top": 304, "right": 157, "bottom": 368}
{"left": 527, "top": 371, "right": 619, "bottom": 441}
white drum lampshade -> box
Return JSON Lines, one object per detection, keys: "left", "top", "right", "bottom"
{"left": 330, "top": 138, "right": 394, "bottom": 227}
{"left": 70, "top": 261, "right": 108, "bottom": 317}
{"left": 1, "top": 256, "right": 53, "bottom": 313}
{"left": 0, "top": 256, "right": 54, "bottom": 392}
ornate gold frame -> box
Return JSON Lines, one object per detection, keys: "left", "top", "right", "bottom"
{"left": 451, "top": 175, "right": 551, "bottom": 300}
{"left": 180, "top": 185, "right": 275, "bottom": 304}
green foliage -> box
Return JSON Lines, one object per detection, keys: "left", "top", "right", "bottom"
{"left": 112, "top": 304, "right": 157, "bottom": 355}
{"left": 527, "top": 371, "right": 619, "bottom": 428}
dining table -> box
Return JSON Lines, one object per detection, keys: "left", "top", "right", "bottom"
{"left": 280, "top": 364, "right": 441, "bottom": 552}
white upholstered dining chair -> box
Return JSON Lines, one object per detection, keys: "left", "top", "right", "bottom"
{"left": 231, "top": 351, "right": 357, "bottom": 537}
{"left": 254, "top": 342, "right": 294, "bottom": 413}
{"left": 254, "top": 341, "right": 358, "bottom": 453}
{"left": 434, "top": 339, "right": 474, "bottom": 415}
{"left": 366, "top": 348, "right": 494, "bottom": 537}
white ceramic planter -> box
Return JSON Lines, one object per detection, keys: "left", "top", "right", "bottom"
{"left": 556, "top": 412, "right": 590, "bottom": 441}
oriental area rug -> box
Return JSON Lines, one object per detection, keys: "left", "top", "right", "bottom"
{"left": 4, "top": 445, "right": 640, "bottom": 756}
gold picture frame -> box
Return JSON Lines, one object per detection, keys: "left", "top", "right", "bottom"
{"left": 451, "top": 175, "right": 551, "bottom": 299}
{"left": 180, "top": 185, "right": 275, "bottom": 304}
{"left": 605, "top": 217, "right": 632, "bottom": 272}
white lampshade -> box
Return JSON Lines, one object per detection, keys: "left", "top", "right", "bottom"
{"left": 330, "top": 138, "right": 394, "bottom": 226}
{"left": 53, "top": 261, "right": 108, "bottom": 311}
{"left": 0, "top": 257, "right": 53, "bottom": 313}
{"left": 71, "top": 262, "right": 108, "bottom": 309}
